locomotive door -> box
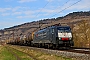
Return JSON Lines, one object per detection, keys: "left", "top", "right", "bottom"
{"left": 51, "top": 28, "right": 55, "bottom": 43}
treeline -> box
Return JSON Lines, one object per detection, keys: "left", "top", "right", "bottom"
{"left": 65, "top": 11, "right": 90, "bottom": 17}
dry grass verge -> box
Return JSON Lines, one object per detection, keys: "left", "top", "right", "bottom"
{"left": 8, "top": 45, "right": 75, "bottom": 60}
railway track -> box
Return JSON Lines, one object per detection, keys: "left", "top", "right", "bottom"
{"left": 10, "top": 45, "right": 90, "bottom": 60}
{"left": 60, "top": 48, "right": 90, "bottom": 54}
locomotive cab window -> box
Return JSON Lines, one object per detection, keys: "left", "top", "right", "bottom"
{"left": 57, "top": 27, "right": 71, "bottom": 33}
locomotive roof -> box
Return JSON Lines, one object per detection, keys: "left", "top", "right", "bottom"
{"left": 35, "top": 25, "right": 71, "bottom": 34}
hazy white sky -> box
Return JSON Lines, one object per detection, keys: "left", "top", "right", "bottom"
{"left": 0, "top": 0, "right": 90, "bottom": 29}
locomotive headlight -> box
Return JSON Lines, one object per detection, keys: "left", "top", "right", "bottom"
{"left": 69, "top": 37, "right": 72, "bottom": 40}
{"left": 59, "top": 37, "right": 61, "bottom": 40}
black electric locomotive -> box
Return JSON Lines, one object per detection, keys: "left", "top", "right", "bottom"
{"left": 32, "top": 25, "right": 74, "bottom": 48}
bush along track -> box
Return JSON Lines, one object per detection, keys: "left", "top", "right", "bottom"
{"left": 8, "top": 45, "right": 73, "bottom": 60}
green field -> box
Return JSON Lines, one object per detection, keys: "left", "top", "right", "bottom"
{"left": 0, "top": 45, "right": 75, "bottom": 60}
{"left": 0, "top": 45, "right": 32, "bottom": 60}
{"left": 0, "top": 45, "right": 17, "bottom": 60}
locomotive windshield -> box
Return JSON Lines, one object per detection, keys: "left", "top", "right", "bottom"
{"left": 57, "top": 27, "right": 71, "bottom": 33}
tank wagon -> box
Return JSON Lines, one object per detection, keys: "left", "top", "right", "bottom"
{"left": 31, "top": 25, "right": 74, "bottom": 48}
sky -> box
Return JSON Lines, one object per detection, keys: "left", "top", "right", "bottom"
{"left": 0, "top": 0, "right": 90, "bottom": 29}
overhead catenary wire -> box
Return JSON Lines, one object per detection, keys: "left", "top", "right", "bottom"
{"left": 51, "top": 0, "right": 82, "bottom": 18}
{"left": 34, "top": 0, "right": 71, "bottom": 30}
{"left": 44, "top": 0, "right": 71, "bottom": 18}
{"left": 37, "top": 0, "right": 82, "bottom": 30}
{"left": 32, "top": 1, "right": 50, "bottom": 31}
{"left": 28, "top": 1, "right": 50, "bottom": 33}
{"left": 31, "top": 0, "right": 82, "bottom": 33}
{"left": 34, "top": 1, "right": 50, "bottom": 19}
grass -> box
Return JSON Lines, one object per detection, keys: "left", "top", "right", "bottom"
{"left": 0, "top": 45, "right": 17, "bottom": 60}
{"left": 7, "top": 46, "right": 33, "bottom": 60}
{"left": 9, "top": 45, "right": 74, "bottom": 60}
{"left": 0, "top": 45, "right": 75, "bottom": 60}
{"left": 0, "top": 45, "right": 33, "bottom": 60}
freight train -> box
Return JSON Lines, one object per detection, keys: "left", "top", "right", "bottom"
{"left": 8, "top": 24, "right": 74, "bottom": 49}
